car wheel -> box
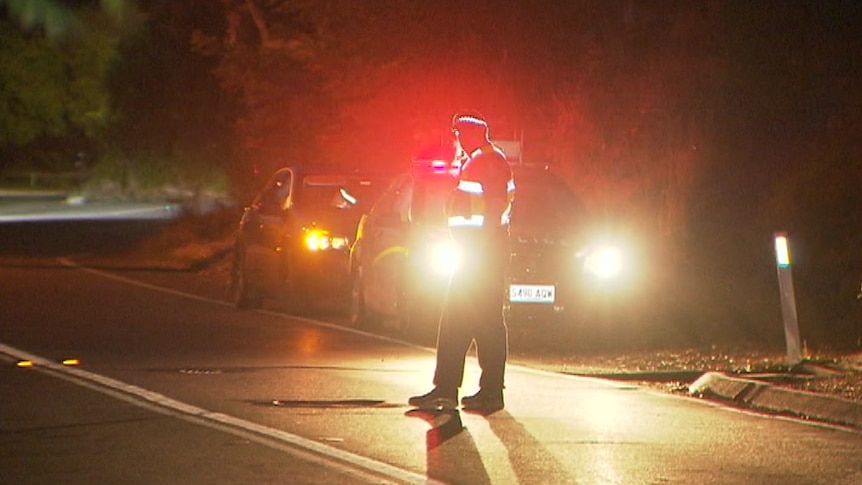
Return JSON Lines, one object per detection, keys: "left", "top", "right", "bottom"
{"left": 278, "top": 254, "right": 317, "bottom": 315}
{"left": 231, "top": 246, "right": 261, "bottom": 309}
{"left": 349, "top": 267, "right": 379, "bottom": 328}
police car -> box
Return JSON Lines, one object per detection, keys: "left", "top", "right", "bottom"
{"left": 347, "top": 149, "right": 629, "bottom": 339}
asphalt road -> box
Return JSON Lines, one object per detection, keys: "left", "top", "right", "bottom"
{"left": 1, "top": 252, "right": 862, "bottom": 484}
{"left": 0, "top": 357, "right": 377, "bottom": 485}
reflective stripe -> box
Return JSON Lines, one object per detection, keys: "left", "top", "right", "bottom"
{"left": 447, "top": 144, "right": 516, "bottom": 230}
{"left": 456, "top": 178, "right": 514, "bottom": 196}
{"left": 455, "top": 116, "right": 488, "bottom": 128}
{"left": 455, "top": 178, "right": 515, "bottom": 196}
{"left": 500, "top": 178, "right": 516, "bottom": 225}
{"left": 500, "top": 205, "right": 512, "bottom": 225}
{"left": 457, "top": 179, "right": 484, "bottom": 194}
{"left": 448, "top": 215, "right": 485, "bottom": 227}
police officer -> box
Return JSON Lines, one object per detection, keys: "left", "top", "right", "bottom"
{"left": 409, "top": 112, "right": 515, "bottom": 412}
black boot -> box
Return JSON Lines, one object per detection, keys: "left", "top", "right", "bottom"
{"left": 408, "top": 387, "right": 458, "bottom": 411}
{"left": 460, "top": 388, "right": 504, "bottom": 412}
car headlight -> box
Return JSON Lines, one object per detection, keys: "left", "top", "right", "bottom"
{"left": 426, "top": 239, "right": 461, "bottom": 276}
{"left": 304, "top": 228, "right": 349, "bottom": 251}
{"left": 582, "top": 244, "right": 624, "bottom": 280}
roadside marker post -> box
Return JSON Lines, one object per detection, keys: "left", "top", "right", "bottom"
{"left": 774, "top": 232, "right": 803, "bottom": 365}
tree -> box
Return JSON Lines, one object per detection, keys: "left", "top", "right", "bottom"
{"left": 534, "top": 2, "right": 727, "bottom": 257}
{"left": 106, "top": 1, "right": 240, "bottom": 193}
{"left": 193, "top": 0, "right": 530, "bottom": 180}
{"left": 0, "top": 19, "right": 68, "bottom": 150}
{"left": 1, "top": 0, "right": 128, "bottom": 38}
{"left": 0, "top": 1, "right": 128, "bottom": 171}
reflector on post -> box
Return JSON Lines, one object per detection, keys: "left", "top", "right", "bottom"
{"left": 774, "top": 234, "right": 791, "bottom": 267}
{"left": 773, "top": 231, "right": 802, "bottom": 365}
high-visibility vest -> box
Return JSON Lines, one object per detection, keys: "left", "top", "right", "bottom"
{"left": 447, "top": 144, "right": 516, "bottom": 229}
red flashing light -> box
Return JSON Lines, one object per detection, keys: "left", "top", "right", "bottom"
{"left": 412, "top": 144, "right": 460, "bottom": 176}
{"left": 413, "top": 158, "right": 459, "bottom": 177}
{"left": 431, "top": 160, "right": 448, "bottom": 172}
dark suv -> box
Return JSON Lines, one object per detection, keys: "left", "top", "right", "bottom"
{"left": 348, "top": 161, "right": 630, "bottom": 340}
{"left": 231, "top": 167, "right": 389, "bottom": 311}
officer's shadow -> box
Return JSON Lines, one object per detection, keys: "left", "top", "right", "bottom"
{"left": 476, "top": 409, "right": 576, "bottom": 484}
{"left": 405, "top": 409, "right": 492, "bottom": 485}
{"left": 407, "top": 408, "right": 575, "bottom": 485}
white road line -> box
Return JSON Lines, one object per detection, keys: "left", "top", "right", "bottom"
{"left": 22, "top": 259, "right": 627, "bottom": 482}
{"left": 3, "top": 260, "right": 447, "bottom": 485}
{"left": 57, "top": 258, "right": 625, "bottom": 387}
{"left": 57, "top": 257, "right": 430, "bottom": 351}
{"left": 60, "top": 259, "right": 649, "bottom": 393}
{"left": 0, "top": 343, "right": 440, "bottom": 485}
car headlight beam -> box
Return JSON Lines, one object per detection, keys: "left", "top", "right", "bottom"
{"left": 428, "top": 240, "right": 461, "bottom": 276}
{"left": 583, "top": 244, "right": 624, "bottom": 280}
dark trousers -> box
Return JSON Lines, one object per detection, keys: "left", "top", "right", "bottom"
{"left": 433, "top": 234, "right": 509, "bottom": 392}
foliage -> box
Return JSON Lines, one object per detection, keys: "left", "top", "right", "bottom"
{"left": 191, "top": 1, "right": 733, "bottom": 258}
{"left": 1, "top": 0, "right": 129, "bottom": 37}
{"left": 1, "top": 0, "right": 74, "bottom": 38}
{"left": 106, "top": 1, "right": 239, "bottom": 194}
{"left": 679, "top": 1, "right": 862, "bottom": 349}
{"left": 82, "top": 150, "right": 231, "bottom": 205}
{"left": 534, "top": 3, "right": 726, "bottom": 252}
{"left": 2, "top": 0, "right": 860, "bottom": 347}
{"left": 0, "top": 1, "right": 130, "bottom": 170}
{"left": 0, "top": 20, "right": 67, "bottom": 147}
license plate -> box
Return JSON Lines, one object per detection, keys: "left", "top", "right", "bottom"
{"left": 509, "top": 284, "right": 555, "bottom": 303}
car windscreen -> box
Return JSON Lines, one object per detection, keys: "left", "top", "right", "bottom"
{"left": 407, "top": 171, "right": 584, "bottom": 230}
{"left": 412, "top": 176, "right": 456, "bottom": 225}
{"left": 511, "top": 173, "right": 584, "bottom": 231}
{"left": 297, "top": 175, "right": 386, "bottom": 211}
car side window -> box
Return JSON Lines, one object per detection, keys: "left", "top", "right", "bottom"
{"left": 413, "top": 176, "right": 454, "bottom": 225}
{"left": 372, "top": 175, "right": 410, "bottom": 224}
{"left": 394, "top": 177, "right": 413, "bottom": 223}
{"left": 257, "top": 172, "right": 292, "bottom": 214}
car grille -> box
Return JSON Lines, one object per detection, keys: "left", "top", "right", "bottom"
{"left": 509, "top": 235, "right": 574, "bottom": 283}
